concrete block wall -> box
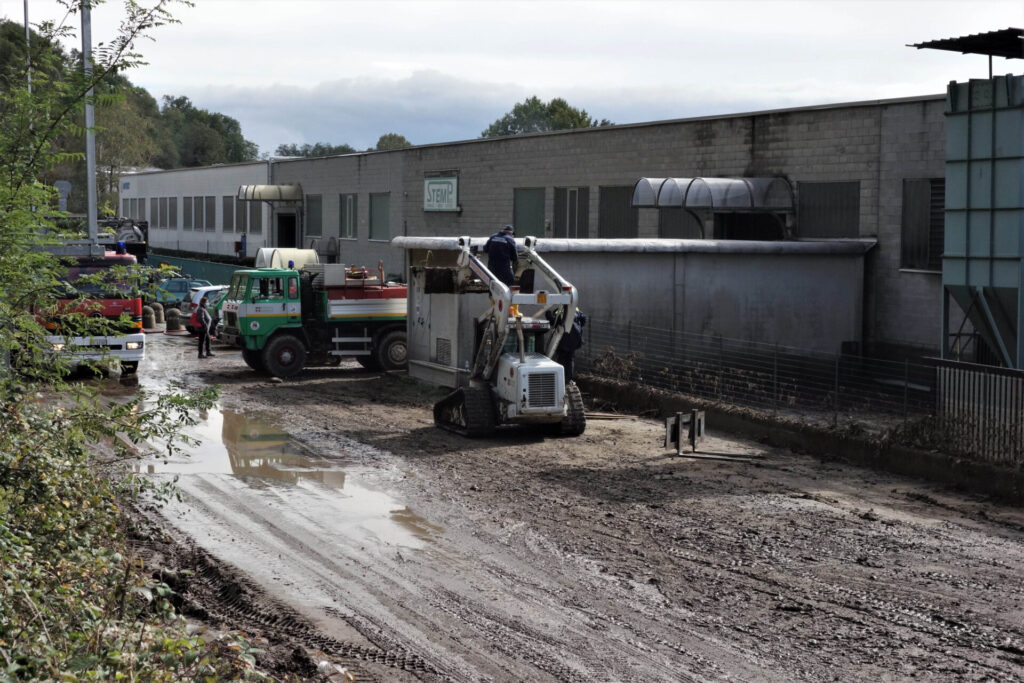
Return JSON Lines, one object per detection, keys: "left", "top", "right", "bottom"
{"left": 121, "top": 95, "right": 948, "bottom": 357}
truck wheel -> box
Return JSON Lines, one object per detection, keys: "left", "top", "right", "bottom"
{"left": 120, "top": 361, "right": 138, "bottom": 376}
{"left": 263, "top": 334, "right": 306, "bottom": 378}
{"left": 242, "top": 348, "right": 265, "bottom": 371}
{"left": 375, "top": 330, "right": 408, "bottom": 371}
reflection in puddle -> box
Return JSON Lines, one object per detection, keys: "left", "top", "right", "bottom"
{"left": 141, "top": 407, "right": 441, "bottom": 547}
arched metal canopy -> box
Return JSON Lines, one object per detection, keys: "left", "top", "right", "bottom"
{"left": 631, "top": 177, "right": 793, "bottom": 210}
{"left": 237, "top": 184, "right": 303, "bottom": 202}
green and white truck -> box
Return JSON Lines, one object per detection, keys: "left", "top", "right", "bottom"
{"left": 218, "top": 252, "right": 407, "bottom": 378}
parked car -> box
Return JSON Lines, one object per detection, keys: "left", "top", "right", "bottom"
{"left": 182, "top": 285, "right": 229, "bottom": 334}
{"left": 155, "top": 277, "right": 212, "bottom": 309}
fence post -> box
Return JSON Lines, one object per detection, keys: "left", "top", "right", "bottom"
{"left": 903, "top": 359, "right": 909, "bottom": 424}
{"left": 773, "top": 345, "right": 778, "bottom": 416}
{"left": 833, "top": 353, "right": 840, "bottom": 427}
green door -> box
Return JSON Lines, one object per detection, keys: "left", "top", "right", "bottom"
{"left": 513, "top": 188, "right": 545, "bottom": 237}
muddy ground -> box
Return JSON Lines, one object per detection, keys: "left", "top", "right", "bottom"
{"left": 127, "top": 333, "right": 1024, "bottom": 682}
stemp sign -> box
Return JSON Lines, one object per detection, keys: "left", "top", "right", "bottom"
{"left": 424, "top": 176, "right": 458, "bottom": 212}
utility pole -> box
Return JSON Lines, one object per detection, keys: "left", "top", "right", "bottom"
{"left": 81, "top": 1, "right": 98, "bottom": 244}
{"left": 23, "top": 0, "right": 31, "bottom": 93}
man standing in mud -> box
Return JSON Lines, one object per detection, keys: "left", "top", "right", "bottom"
{"left": 197, "top": 297, "right": 214, "bottom": 359}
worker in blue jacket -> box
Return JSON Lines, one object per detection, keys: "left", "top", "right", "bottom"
{"left": 486, "top": 224, "right": 520, "bottom": 316}
{"left": 486, "top": 224, "right": 518, "bottom": 287}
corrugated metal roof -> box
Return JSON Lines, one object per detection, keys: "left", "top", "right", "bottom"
{"left": 910, "top": 28, "right": 1024, "bottom": 59}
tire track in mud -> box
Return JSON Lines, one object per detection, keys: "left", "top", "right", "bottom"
{"left": 162, "top": 471, "right": 702, "bottom": 681}
{"left": 152, "top": 474, "right": 446, "bottom": 679}
{"left": 130, "top": 514, "right": 431, "bottom": 682}
{"left": 615, "top": 491, "right": 1024, "bottom": 677}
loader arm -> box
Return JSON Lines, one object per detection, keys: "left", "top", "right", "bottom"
{"left": 455, "top": 235, "right": 579, "bottom": 381}
{"left": 456, "top": 236, "right": 514, "bottom": 380}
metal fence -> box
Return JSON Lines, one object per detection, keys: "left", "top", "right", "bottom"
{"left": 936, "top": 359, "right": 1024, "bottom": 466}
{"left": 576, "top": 318, "right": 1024, "bottom": 466}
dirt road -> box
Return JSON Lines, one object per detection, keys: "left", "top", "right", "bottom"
{"left": 133, "top": 334, "right": 1024, "bottom": 681}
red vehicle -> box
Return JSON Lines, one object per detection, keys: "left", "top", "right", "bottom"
{"left": 50, "top": 251, "right": 144, "bottom": 333}
{"left": 40, "top": 249, "right": 147, "bottom": 374}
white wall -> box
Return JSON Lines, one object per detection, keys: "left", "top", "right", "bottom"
{"left": 119, "top": 162, "right": 270, "bottom": 256}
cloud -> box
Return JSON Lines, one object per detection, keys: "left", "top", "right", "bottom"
{"left": 171, "top": 64, "right": 951, "bottom": 156}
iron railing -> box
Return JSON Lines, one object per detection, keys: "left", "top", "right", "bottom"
{"left": 576, "top": 319, "right": 1024, "bottom": 465}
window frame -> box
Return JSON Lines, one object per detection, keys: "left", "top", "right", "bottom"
{"left": 339, "top": 193, "right": 358, "bottom": 239}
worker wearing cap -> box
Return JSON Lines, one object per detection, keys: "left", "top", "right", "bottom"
{"left": 486, "top": 224, "right": 518, "bottom": 287}
{"left": 486, "top": 224, "right": 520, "bottom": 316}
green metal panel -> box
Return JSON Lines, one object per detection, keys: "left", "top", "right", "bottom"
{"left": 150, "top": 253, "right": 241, "bottom": 285}
{"left": 513, "top": 188, "right": 545, "bottom": 237}
{"left": 943, "top": 75, "right": 1024, "bottom": 367}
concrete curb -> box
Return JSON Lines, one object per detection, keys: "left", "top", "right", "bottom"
{"left": 578, "top": 375, "right": 1024, "bottom": 506}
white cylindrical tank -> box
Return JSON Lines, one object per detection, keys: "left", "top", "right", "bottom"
{"left": 254, "top": 248, "right": 320, "bottom": 269}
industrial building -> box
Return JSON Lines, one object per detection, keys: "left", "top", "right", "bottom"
{"left": 120, "top": 28, "right": 1024, "bottom": 366}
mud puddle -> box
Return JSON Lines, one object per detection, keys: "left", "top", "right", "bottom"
{"left": 139, "top": 399, "right": 440, "bottom": 549}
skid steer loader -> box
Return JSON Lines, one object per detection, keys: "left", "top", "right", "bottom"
{"left": 392, "top": 235, "right": 585, "bottom": 438}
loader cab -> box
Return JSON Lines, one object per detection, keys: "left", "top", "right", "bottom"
{"left": 499, "top": 317, "right": 551, "bottom": 355}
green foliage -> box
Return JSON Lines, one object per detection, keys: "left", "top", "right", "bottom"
{"left": 371, "top": 133, "right": 412, "bottom": 151}
{"left": 157, "top": 95, "right": 258, "bottom": 168}
{"left": 481, "top": 95, "right": 612, "bottom": 138}
{"left": 274, "top": 141, "right": 356, "bottom": 157}
{"left": 0, "top": 3, "right": 278, "bottom": 680}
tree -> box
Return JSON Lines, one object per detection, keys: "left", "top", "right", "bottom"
{"left": 155, "top": 95, "right": 258, "bottom": 167}
{"left": 481, "top": 96, "right": 612, "bottom": 138}
{"left": 0, "top": 4, "right": 280, "bottom": 679}
{"left": 274, "top": 141, "right": 357, "bottom": 157}
{"left": 371, "top": 133, "right": 412, "bottom": 151}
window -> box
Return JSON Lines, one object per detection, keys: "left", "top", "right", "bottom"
{"left": 168, "top": 197, "right": 177, "bottom": 229}
{"left": 249, "top": 203, "right": 262, "bottom": 235}
{"left": 137, "top": 198, "right": 146, "bottom": 222}
{"left": 553, "top": 187, "right": 588, "bottom": 238}
{"left": 369, "top": 193, "right": 390, "bottom": 240}
{"left": 193, "top": 196, "right": 205, "bottom": 231}
{"left": 797, "top": 181, "right": 860, "bottom": 238}
{"left": 255, "top": 276, "right": 285, "bottom": 300}
{"left": 183, "top": 196, "right": 193, "bottom": 230}
{"left": 513, "top": 188, "right": 545, "bottom": 237}
{"left": 122, "top": 198, "right": 129, "bottom": 217}
{"left": 340, "top": 194, "right": 357, "bottom": 239}
{"left": 901, "top": 178, "right": 945, "bottom": 271}
{"left": 204, "top": 196, "right": 216, "bottom": 231}
{"left": 150, "top": 198, "right": 158, "bottom": 226}
{"left": 598, "top": 186, "right": 638, "bottom": 238}
{"left": 235, "top": 199, "right": 247, "bottom": 232}
{"left": 222, "top": 196, "right": 234, "bottom": 232}
{"left": 159, "top": 197, "right": 168, "bottom": 228}
{"left": 305, "top": 194, "right": 322, "bottom": 237}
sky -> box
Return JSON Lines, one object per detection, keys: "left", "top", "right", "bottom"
{"left": 2, "top": 0, "right": 1022, "bottom": 155}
